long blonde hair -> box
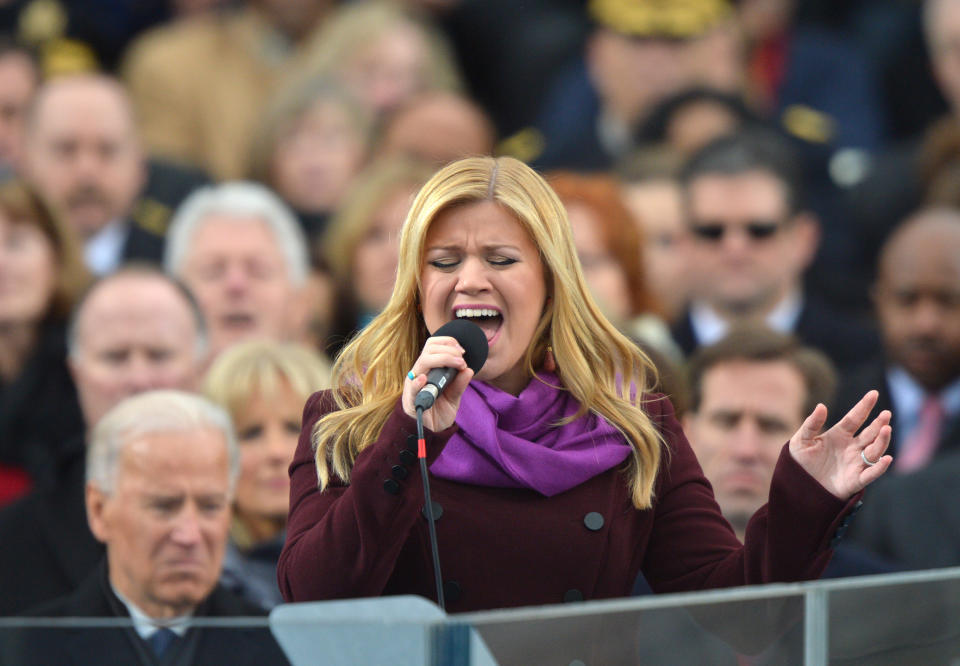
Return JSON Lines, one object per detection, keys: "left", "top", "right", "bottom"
{"left": 313, "top": 157, "right": 665, "bottom": 508}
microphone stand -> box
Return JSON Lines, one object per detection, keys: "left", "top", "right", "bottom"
{"left": 416, "top": 406, "right": 445, "bottom": 611}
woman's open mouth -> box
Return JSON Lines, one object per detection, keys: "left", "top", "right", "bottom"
{"left": 453, "top": 306, "right": 502, "bottom": 344}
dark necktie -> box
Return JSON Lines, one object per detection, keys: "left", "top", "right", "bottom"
{"left": 147, "top": 627, "right": 178, "bottom": 658}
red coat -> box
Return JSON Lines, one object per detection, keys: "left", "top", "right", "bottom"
{"left": 279, "top": 390, "right": 859, "bottom": 612}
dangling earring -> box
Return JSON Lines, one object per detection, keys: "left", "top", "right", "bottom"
{"left": 543, "top": 345, "right": 556, "bottom": 372}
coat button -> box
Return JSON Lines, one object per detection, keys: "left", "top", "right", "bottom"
{"left": 392, "top": 464, "right": 409, "bottom": 480}
{"left": 421, "top": 500, "right": 443, "bottom": 521}
{"left": 563, "top": 589, "right": 583, "bottom": 603}
{"left": 444, "top": 581, "right": 462, "bottom": 602}
{"left": 405, "top": 434, "right": 418, "bottom": 452}
{"left": 383, "top": 479, "right": 401, "bottom": 495}
{"left": 399, "top": 449, "right": 417, "bottom": 465}
{"left": 583, "top": 512, "right": 604, "bottom": 531}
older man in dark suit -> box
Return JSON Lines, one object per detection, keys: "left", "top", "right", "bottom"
{"left": 3, "top": 390, "right": 288, "bottom": 665}
{"left": 0, "top": 267, "right": 207, "bottom": 615}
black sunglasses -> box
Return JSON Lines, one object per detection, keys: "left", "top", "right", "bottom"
{"left": 690, "top": 220, "right": 785, "bottom": 242}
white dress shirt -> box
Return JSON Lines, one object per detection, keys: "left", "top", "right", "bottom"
{"left": 111, "top": 582, "right": 191, "bottom": 640}
{"left": 886, "top": 366, "right": 960, "bottom": 445}
{"left": 689, "top": 289, "right": 804, "bottom": 347}
{"left": 84, "top": 219, "right": 129, "bottom": 276}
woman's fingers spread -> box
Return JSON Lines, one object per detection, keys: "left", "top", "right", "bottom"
{"left": 798, "top": 403, "right": 828, "bottom": 443}
{"left": 837, "top": 390, "right": 879, "bottom": 436}
{"left": 860, "top": 454, "right": 893, "bottom": 485}
{"left": 863, "top": 423, "right": 893, "bottom": 459}
{"left": 855, "top": 410, "right": 891, "bottom": 447}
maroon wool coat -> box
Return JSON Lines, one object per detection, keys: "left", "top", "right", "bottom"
{"left": 278, "top": 390, "right": 860, "bottom": 613}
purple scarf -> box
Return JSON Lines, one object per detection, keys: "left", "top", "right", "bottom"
{"left": 430, "top": 372, "right": 632, "bottom": 496}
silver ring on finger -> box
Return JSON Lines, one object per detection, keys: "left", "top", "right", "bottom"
{"left": 861, "top": 449, "right": 878, "bottom": 467}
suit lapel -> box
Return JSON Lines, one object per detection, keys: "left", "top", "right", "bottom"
{"left": 51, "top": 564, "right": 155, "bottom": 666}
{"left": 936, "top": 412, "right": 960, "bottom": 455}
{"left": 61, "top": 626, "right": 153, "bottom": 666}
{"left": 670, "top": 310, "right": 698, "bottom": 357}
{"left": 34, "top": 449, "right": 104, "bottom": 587}
{"left": 938, "top": 479, "right": 960, "bottom": 540}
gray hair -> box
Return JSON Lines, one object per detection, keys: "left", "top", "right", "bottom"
{"left": 163, "top": 182, "right": 309, "bottom": 285}
{"left": 66, "top": 264, "right": 208, "bottom": 362}
{"left": 87, "top": 390, "right": 240, "bottom": 495}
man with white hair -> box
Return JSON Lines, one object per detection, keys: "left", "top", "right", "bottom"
{"left": 0, "top": 266, "right": 208, "bottom": 615}
{"left": 8, "top": 391, "right": 289, "bottom": 665}
{"left": 164, "top": 181, "right": 311, "bottom": 359}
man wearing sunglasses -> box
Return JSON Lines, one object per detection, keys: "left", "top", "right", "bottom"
{"left": 671, "top": 130, "right": 880, "bottom": 373}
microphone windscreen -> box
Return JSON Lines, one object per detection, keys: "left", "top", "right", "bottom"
{"left": 431, "top": 319, "right": 488, "bottom": 374}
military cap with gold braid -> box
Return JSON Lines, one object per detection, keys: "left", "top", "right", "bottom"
{"left": 589, "top": 0, "right": 732, "bottom": 40}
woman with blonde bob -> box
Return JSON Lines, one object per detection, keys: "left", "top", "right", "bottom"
{"left": 203, "top": 340, "right": 330, "bottom": 610}
{"left": 279, "top": 157, "right": 893, "bottom": 612}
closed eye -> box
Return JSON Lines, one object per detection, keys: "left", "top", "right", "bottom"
{"left": 101, "top": 349, "right": 130, "bottom": 365}
{"left": 708, "top": 411, "right": 740, "bottom": 429}
{"left": 148, "top": 498, "right": 182, "bottom": 514}
{"left": 238, "top": 424, "right": 264, "bottom": 441}
{"left": 198, "top": 498, "right": 227, "bottom": 514}
{"left": 756, "top": 416, "right": 791, "bottom": 435}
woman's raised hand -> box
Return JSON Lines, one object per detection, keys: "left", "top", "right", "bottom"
{"left": 402, "top": 335, "right": 474, "bottom": 432}
{"left": 788, "top": 390, "right": 893, "bottom": 499}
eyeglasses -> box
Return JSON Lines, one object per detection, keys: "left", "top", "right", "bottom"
{"left": 689, "top": 220, "right": 786, "bottom": 243}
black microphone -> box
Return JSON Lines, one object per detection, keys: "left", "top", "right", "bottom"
{"left": 413, "top": 319, "right": 487, "bottom": 611}
{"left": 414, "top": 319, "right": 488, "bottom": 411}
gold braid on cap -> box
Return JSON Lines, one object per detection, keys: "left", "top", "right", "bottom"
{"left": 588, "top": 0, "right": 732, "bottom": 40}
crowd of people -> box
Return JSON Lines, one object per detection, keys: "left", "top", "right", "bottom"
{"left": 1, "top": 0, "right": 960, "bottom": 662}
